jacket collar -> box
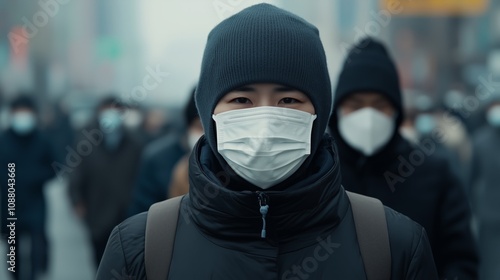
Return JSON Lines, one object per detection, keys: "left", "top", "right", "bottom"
{"left": 185, "top": 135, "right": 347, "bottom": 247}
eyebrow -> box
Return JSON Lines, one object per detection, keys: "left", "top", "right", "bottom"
{"left": 274, "top": 86, "right": 294, "bottom": 92}
{"left": 233, "top": 86, "right": 255, "bottom": 92}
{"left": 232, "top": 85, "right": 296, "bottom": 92}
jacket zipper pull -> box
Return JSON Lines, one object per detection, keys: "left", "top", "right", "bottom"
{"left": 258, "top": 192, "right": 269, "bottom": 239}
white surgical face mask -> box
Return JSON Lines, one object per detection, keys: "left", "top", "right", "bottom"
{"left": 338, "top": 107, "right": 394, "bottom": 156}
{"left": 486, "top": 105, "right": 500, "bottom": 127}
{"left": 11, "top": 111, "right": 36, "bottom": 135}
{"left": 99, "top": 109, "right": 123, "bottom": 133}
{"left": 99, "top": 109, "right": 124, "bottom": 150}
{"left": 213, "top": 106, "right": 317, "bottom": 189}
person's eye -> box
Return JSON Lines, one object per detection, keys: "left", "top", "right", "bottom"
{"left": 230, "top": 97, "right": 251, "bottom": 104}
{"left": 280, "top": 97, "right": 301, "bottom": 104}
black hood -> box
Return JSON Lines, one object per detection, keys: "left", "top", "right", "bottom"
{"left": 331, "top": 37, "right": 403, "bottom": 125}
{"left": 185, "top": 135, "right": 347, "bottom": 247}
{"left": 328, "top": 37, "right": 404, "bottom": 165}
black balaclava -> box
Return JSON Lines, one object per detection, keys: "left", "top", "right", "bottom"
{"left": 195, "top": 4, "right": 332, "bottom": 171}
{"left": 329, "top": 37, "right": 404, "bottom": 161}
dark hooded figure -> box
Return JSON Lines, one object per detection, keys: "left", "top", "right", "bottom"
{"left": 328, "top": 37, "right": 478, "bottom": 279}
{"left": 96, "top": 5, "right": 438, "bottom": 279}
{"left": 0, "top": 95, "right": 56, "bottom": 280}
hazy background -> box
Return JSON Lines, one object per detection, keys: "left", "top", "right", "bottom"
{"left": 0, "top": 0, "right": 497, "bottom": 124}
{"left": 0, "top": 0, "right": 499, "bottom": 279}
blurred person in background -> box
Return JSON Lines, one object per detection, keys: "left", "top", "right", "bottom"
{"left": 433, "top": 106, "right": 473, "bottom": 188}
{"left": 400, "top": 90, "right": 435, "bottom": 144}
{"left": 400, "top": 92, "right": 471, "bottom": 188}
{"left": 68, "top": 96, "right": 143, "bottom": 268}
{"left": 328, "top": 37, "right": 478, "bottom": 279}
{"left": 469, "top": 94, "right": 500, "bottom": 280}
{"left": 140, "top": 107, "right": 173, "bottom": 144}
{"left": 442, "top": 90, "right": 472, "bottom": 132}
{"left": 168, "top": 89, "right": 203, "bottom": 198}
{"left": 0, "top": 95, "right": 57, "bottom": 280}
{"left": 122, "top": 104, "right": 143, "bottom": 131}
{"left": 127, "top": 88, "right": 198, "bottom": 215}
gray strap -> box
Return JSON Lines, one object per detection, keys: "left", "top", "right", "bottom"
{"left": 145, "top": 195, "right": 183, "bottom": 280}
{"left": 346, "top": 191, "right": 391, "bottom": 280}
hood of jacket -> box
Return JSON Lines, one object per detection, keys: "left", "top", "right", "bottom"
{"left": 186, "top": 135, "right": 347, "bottom": 248}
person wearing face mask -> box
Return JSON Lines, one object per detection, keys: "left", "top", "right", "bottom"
{"left": 328, "top": 37, "right": 478, "bottom": 279}
{"left": 400, "top": 92, "right": 472, "bottom": 190}
{"left": 68, "top": 96, "right": 143, "bottom": 268}
{"left": 0, "top": 95, "right": 57, "bottom": 280}
{"left": 469, "top": 96, "right": 500, "bottom": 280}
{"left": 97, "top": 5, "right": 438, "bottom": 279}
{"left": 127, "top": 88, "right": 198, "bottom": 216}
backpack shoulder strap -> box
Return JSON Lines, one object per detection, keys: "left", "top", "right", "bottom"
{"left": 346, "top": 191, "right": 391, "bottom": 280}
{"left": 145, "top": 195, "right": 183, "bottom": 280}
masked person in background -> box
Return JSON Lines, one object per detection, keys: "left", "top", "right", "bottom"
{"left": 328, "top": 37, "right": 478, "bottom": 279}
{"left": 68, "top": 96, "right": 143, "bottom": 268}
{"left": 97, "top": 5, "right": 438, "bottom": 279}
{"left": 400, "top": 93, "right": 471, "bottom": 189}
{"left": 469, "top": 95, "right": 500, "bottom": 280}
{"left": 127, "top": 88, "right": 198, "bottom": 216}
{"left": 0, "top": 95, "right": 56, "bottom": 280}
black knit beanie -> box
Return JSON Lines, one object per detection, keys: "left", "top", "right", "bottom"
{"left": 195, "top": 3, "right": 332, "bottom": 158}
{"left": 332, "top": 37, "right": 403, "bottom": 126}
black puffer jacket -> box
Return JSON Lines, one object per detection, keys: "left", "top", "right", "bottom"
{"left": 96, "top": 136, "right": 438, "bottom": 279}
{"left": 328, "top": 122, "right": 478, "bottom": 279}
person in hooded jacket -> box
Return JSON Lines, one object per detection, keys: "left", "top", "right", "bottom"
{"left": 328, "top": 37, "right": 478, "bottom": 279}
{"left": 0, "top": 95, "right": 56, "bottom": 280}
{"left": 96, "top": 4, "right": 438, "bottom": 280}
